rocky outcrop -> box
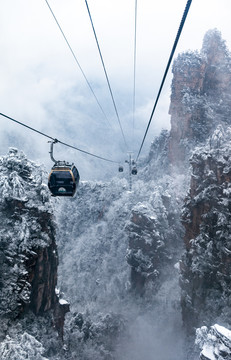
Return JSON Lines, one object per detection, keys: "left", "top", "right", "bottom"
{"left": 126, "top": 178, "right": 185, "bottom": 295}
{"left": 196, "top": 324, "right": 231, "bottom": 360}
{"left": 168, "top": 29, "right": 231, "bottom": 168}
{"left": 126, "top": 202, "right": 165, "bottom": 295}
{"left": 1, "top": 197, "right": 58, "bottom": 317}
{"left": 126, "top": 30, "right": 231, "bottom": 301}
{"left": 0, "top": 148, "right": 68, "bottom": 340}
{"left": 168, "top": 50, "right": 206, "bottom": 165}
{"left": 180, "top": 128, "right": 231, "bottom": 330}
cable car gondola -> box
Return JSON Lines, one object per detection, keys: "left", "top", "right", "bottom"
{"left": 48, "top": 163, "right": 79, "bottom": 196}
{"left": 118, "top": 165, "right": 124, "bottom": 172}
{"left": 48, "top": 140, "right": 80, "bottom": 197}
{"left": 131, "top": 166, "right": 137, "bottom": 175}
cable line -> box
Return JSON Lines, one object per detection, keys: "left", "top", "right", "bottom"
{"left": 84, "top": 0, "right": 128, "bottom": 150}
{"left": 132, "top": 0, "right": 138, "bottom": 150}
{"left": 136, "top": 0, "right": 192, "bottom": 162}
{"left": 0, "top": 112, "right": 120, "bottom": 164}
{"left": 44, "top": 0, "right": 112, "bottom": 129}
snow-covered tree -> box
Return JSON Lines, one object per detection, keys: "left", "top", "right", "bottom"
{"left": 0, "top": 333, "right": 48, "bottom": 360}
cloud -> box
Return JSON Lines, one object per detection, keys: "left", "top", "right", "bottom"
{"left": 1, "top": 0, "right": 231, "bottom": 179}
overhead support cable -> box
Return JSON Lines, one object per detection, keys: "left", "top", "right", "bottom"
{"left": 0, "top": 112, "right": 120, "bottom": 164}
{"left": 84, "top": 0, "right": 128, "bottom": 150}
{"left": 132, "top": 0, "right": 138, "bottom": 150}
{"left": 136, "top": 0, "right": 192, "bottom": 162}
{"left": 44, "top": 0, "right": 112, "bottom": 128}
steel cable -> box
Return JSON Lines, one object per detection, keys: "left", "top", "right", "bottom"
{"left": 0, "top": 112, "right": 120, "bottom": 164}
{"left": 84, "top": 0, "right": 128, "bottom": 149}
{"left": 45, "top": 0, "right": 112, "bottom": 129}
{"left": 136, "top": 0, "right": 192, "bottom": 161}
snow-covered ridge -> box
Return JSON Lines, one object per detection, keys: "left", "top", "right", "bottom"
{"left": 196, "top": 324, "right": 231, "bottom": 360}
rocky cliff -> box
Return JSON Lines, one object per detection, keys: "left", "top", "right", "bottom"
{"left": 180, "top": 128, "right": 231, "bottom": 331}
{"left": 133, "top": 29, "right": 231, "bottom": 302}
{"left": 126, "top": 184, "right": 184, "bottom": 296}
{"left": 168, "top": 29, "right": 231, "bottom": 168}
{"left": 166, "top": 29, "right": 231, "bottom": 336}
{"left": 0, "top": 148, "right": 62, "bottom": 340}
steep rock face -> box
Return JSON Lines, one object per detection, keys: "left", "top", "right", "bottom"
{"left": 142, "top": 129, "right": 170, "bottom": 180}
{"left": 180, "top": 127, "right": 231, "bottom": 330}
{"left": 169, "top": 50, "right": 206, "bottom": 165}
{"left": 126, "top": 202, "right": 167, "bottom": 294}
{"left": 168, "top": 29, "right": 231, "bottom": 167}
{"left": 126, "top": 182, "right": 185, "bottom": 295}
{"left": 0, "top": 149, "right": 58, "bottom": 330}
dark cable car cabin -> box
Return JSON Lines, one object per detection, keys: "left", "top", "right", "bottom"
{"left": 48, "top": 163, "right": 80, "bottom": 197}
{"left": 48, "top": 140, "right": 80, "bottom": 197}
{"left": 131, "top": 166, "right": 137, "bottom": 175}
{"left": 118, "top": 165, "right": 124, "bottom": 172}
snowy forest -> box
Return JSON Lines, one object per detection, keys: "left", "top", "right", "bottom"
{"left": 1, "top": 29, "right": 231, "bottom": 360}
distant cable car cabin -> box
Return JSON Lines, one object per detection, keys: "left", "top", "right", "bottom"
{"left": 131, "top": 166, "right": 137, "bottom": 175}
{"left": 48, "top": 140, "right": 80, "bottom": 197}
{"left": 118, "top": 165, "right": 124, "bottom": 172}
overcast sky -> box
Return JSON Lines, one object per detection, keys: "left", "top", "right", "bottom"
{"left": 0, "top": 0, "right": 231, "bottom": 180}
